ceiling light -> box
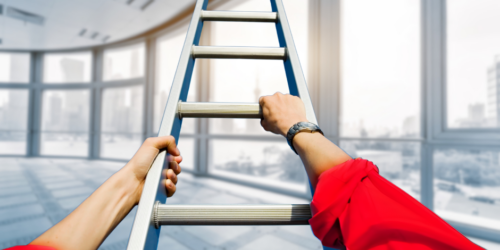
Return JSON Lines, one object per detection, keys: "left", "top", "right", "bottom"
{"left": 6, "top": 7, "right": 44, "bottom": 26}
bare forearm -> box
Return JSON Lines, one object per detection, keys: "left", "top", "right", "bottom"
{"left": 293, "top": 132, "right": 352, "bottom": 188}
{"left": 31, "top": 169, "right": 139, "bottom": 250}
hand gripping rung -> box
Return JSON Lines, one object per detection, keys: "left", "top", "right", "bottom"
{"left": 200, "top": 10, "right": 278, "bottom": 22}
{"left": 178, "top": 102, "right": 262, "bottom": 119}
{"left": 154, "top": 203, "right": 311, "bottom": 227}
{"left": 192, "top": 46, "right": 286, "bottom": 60}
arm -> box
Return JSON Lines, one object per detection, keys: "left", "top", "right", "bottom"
{"left": 30, "top": 136, "right": 182, "bottom": 250}
{"left": 259, "top": 93, "right": 351, "bottom": 188}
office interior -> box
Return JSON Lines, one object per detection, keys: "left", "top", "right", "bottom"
{"left": 0, "top": 0, "right": 499, "bottom": 249}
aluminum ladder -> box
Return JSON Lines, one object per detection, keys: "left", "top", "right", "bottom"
{"left": 127, "top": 0, "right": 320, "bottom": 249}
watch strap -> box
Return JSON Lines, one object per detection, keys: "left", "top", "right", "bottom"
{"left": 286, "top": 122, "right": 324, "bottom": 154}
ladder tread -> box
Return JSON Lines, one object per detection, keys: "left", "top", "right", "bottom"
{"left": 192, "top": 45, "right": 286, "bottom": 60}
{"left": 155, "top": 204, "right": 311, "bottom": 226}
{"left": 201, "top": 10, "right": 278, "bottom": 22}
{"left": 178, "top": 101, "right": 261, "bottom": 119}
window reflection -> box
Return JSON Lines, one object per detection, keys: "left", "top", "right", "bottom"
{"left": 43, "top": 52, "right": 92, "bottom": 83}
{"left": 0, "top": 53, "right": 30, "bottom": 83}
{"left": 41, "top": 90, "right": 90, "bottom": 156}
{"left": 434, "top": 149, "right": 500, "bottom": 231}
{"left": 101, "top": 86, "right": 143, "bottom": 159}
{"left": 340, "top": 140, "right": 421, "bottom": 200}
{"left": 103, "top": 43, "right": 145, "bottom": 81}
{"left": 0, "top": 89, "right": 29, "bottom": 154}
{"left": 340, "top": 0, "right": 420, "bottom": 138}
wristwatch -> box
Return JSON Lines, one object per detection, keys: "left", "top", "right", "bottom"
{"left": 286, "top": 122, "right": 324, "bottom": 154}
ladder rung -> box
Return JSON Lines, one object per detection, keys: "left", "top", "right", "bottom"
{"left": 178, "top": 102, "right": 261, "bottom": 119}
{"left": 200, "top": 10, "right": 278, "bottom": 22}
{"left": 154, "top": 204, "right": 311, "bottom": 226}
{"left": 192, "top": 46, "right": 286, "bottom": 60}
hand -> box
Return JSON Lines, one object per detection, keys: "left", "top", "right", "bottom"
{"left": 259, "top": 92, "right": 308, "bottom": 137}
{"left": 121, "top": 136, "right": 182, "bottom": 203}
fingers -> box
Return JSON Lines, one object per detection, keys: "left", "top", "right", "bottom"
{"left": 163, "top": 179, "right": 176, "bottom": 197}
{"left": 144, "top": 136, "right": 180, "bottom": 156}
{"left": 168, "top": 160, "right": 182, "bottom": 175}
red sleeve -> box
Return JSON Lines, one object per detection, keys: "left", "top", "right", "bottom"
{"left": 309, "top": 159, "right": 484, "bottom": 250}
{"left": 4, "top": 246, "right": 56, "bottom": 250}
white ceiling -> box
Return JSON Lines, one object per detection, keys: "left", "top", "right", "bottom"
{"left": 0, "top": 0, "right": 194, "bottom": 50}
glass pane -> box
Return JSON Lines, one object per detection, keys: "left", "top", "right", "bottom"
{"left": 0, "top": 89, "right": 29, "bottom": 130}
{"left": 209, "top": 139, "right": 308, "bottom": 193}
{"left": 178, "top": 137, "right": 194, "bottom": 171}
{"left": 340, "top": 0, "right": 420, "bottom": 138}
{"left": 103, "top": 43, "right": 145, "bottom": 81}
{"left": 434, "top": 148, "right": 500, "bottom": 231}
{"left": 101, "top": 85, "right": 143, "bottom": 159}
{"left": 43, "top": 52, "right": 92, "bottom": 83}
{"left": 41, "top": 90, "right": 90, "bottom": 132}
{"left": 0, "top": 132, "right": 26, "bottom": 155}
{"left": 100, "top": 133, "right": 142, "bottom": 160}
{"left": 446, "top": 1, "right": 500, "bottom": 128}
{"left": 101, "top": 86, "right": 143, "bottom": 133}
{"left": 0, "top": 53, "right": 30, "bottom": 83}
{"left": 340, "top": 140, "right": 421, "bottom": 200}
{"left": 155, "top": 32, "right": 197, "bottom": 134}
{"left": 40, "top": 132, "right": 88, "bottom": 157}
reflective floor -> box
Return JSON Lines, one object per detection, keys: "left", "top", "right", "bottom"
{"left": 0, "top": 157, "right": 498, "bottom": 250}
{"left": 0, "top": 157, "right": 320, "bottom": 250}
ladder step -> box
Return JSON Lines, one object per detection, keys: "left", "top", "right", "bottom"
{"left": 200, "top": 10, "right": 278, "bottom": 22}
{"left": 178, "top": 102, "right": 262, "bottom": 119}
{"left": 192, "top": 46, "right": 286, "bottom": 60}
{"left": 154, "top": 204, "right": 311, "bottom": 226}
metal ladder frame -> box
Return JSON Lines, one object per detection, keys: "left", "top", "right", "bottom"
{"left": 127, "top": 0, "right": 318, "bottom": 249}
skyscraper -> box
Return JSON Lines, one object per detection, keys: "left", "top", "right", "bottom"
{"left": 487, "top": 56, "right": 500, "bottom": 126}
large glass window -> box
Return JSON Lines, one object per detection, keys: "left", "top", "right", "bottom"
{"left": 100, "top": 86, "right": 143, "bottom": 159}
{"left": 434, "top": 148, "right": 500, "bottom": 231}
{"left": 41, "top": 90, "right": 90, "bottom": 156}
{"left": 446, "top": 0, "right": 500, "bottom": 128}
{"left": 0, "top": 53, "right": 31, "bottom": 83}
{"left": 43, "top": 52, "right": 92, "bottom": 83}
{"left": 0, "top": 89, "right": 29, "bottom": 154}
{"left": 103, "top": 43, "right": 145, "bottom": 81}
{"left": 340, "top": 0, "right": 420, "bottom": 138}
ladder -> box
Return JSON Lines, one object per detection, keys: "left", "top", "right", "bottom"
{"left": 127, "top": 0, "right": 319, "bottom": 249}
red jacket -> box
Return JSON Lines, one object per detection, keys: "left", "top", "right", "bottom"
{"left": 309, "top": 159, "right": 483, "bottom": 250}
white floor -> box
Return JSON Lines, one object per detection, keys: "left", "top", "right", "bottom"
{"left": 0, "top": 157, "right": 498, "bottom": 250}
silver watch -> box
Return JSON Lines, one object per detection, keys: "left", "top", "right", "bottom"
{"left": 286, "top": 122, "right": 324, "bottom": 154}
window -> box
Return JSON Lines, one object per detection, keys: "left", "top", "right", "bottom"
{"left": 0, "top": 89, "right": 29, "bottom": 154}
{"left": 340, "top": 0, "right": 420, "bottom": 138}
{"left": 0, "top": 53, "right": 30, "bottom": 83}
{"left": 446, "top": 0, "right": 500, "bottom": 128}
{"left": 204, "top": 0, "right": 309, "bottom": 189}
{"left": 100, "top": 86, "right": 143, "bottom": 159}
{"left": 434, "top": 148, "right": 500, "bottom": 231}
{"left": 43, "top": 52, "right": 92, "bottom": 83}
{"left": 41, "top": 90, "right": 90, "bottom": 156}
{"left": 103, "top": 43, "right": 145, "bottom": 81}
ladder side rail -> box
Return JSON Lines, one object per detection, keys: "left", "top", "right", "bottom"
{"left": 271, "top": 0, "right": 318, "bottom": 125}
{"left": 126, "top": 0, "right": 208, "bottom": 249}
